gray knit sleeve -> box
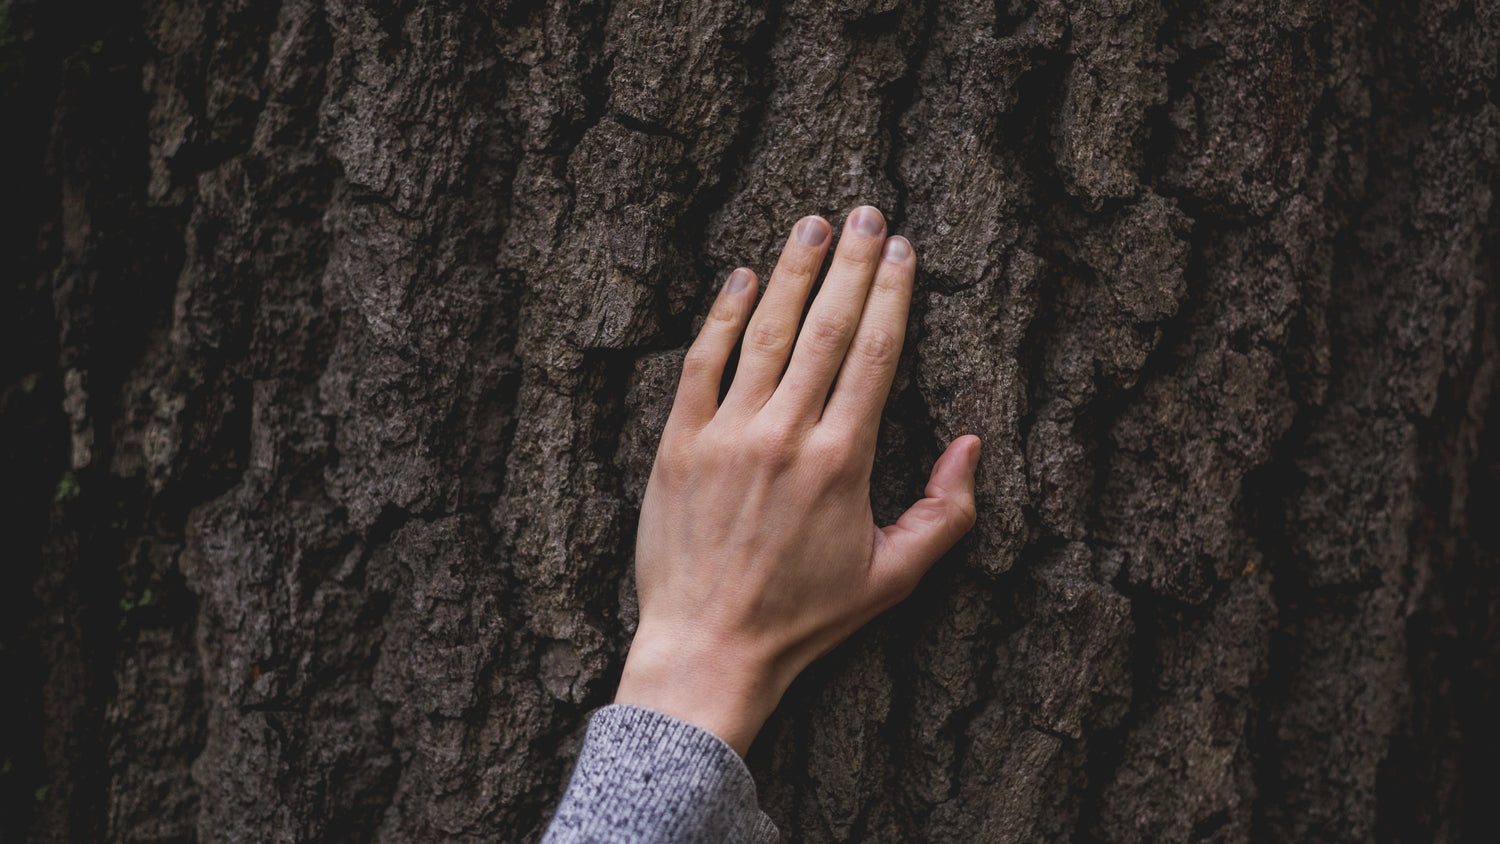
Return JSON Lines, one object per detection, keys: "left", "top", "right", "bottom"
{"left": 540, "top": 704, "right": 779, "bottom": 843}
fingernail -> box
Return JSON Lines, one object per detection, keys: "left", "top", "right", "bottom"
{"left": 726, "top": 268, "right": 750, "bottom": 293}
{"left": 883, "top": 236, "right": 911, "bottom": 262}
{"left": 850, "top": 205, "right": 885, "bottom": 237}
{"left": 795, "top": 216, "right": 829, "bottom": 246}
{"left": 967, "top": 438, "right": 982, "bottom": 472}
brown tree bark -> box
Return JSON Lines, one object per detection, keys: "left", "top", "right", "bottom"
{"left": 3, "top": 0, "right": 1499, "bottom": 841}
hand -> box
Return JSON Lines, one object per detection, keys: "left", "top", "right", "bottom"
{"left": 615, "top": 206, "right": 981, "bottom": 755}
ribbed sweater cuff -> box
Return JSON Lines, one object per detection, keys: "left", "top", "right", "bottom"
{"left": 541, "top": 704, "right": 779, "bottom": 843}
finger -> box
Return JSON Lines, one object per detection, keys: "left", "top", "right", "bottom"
{"left": 668, "top": 268, "right": 758, "bottom": 431}
{"left": 766, "top": 205, "right": 888, "bottom": 421}
{"left": 722, "top": 216, "right": 831, "bottom": 412}
{"left": 821, "top": 235, "right": 915, "bottom": 441}
{"left": 869, "top": 436, "right": 981, "bottom": 603}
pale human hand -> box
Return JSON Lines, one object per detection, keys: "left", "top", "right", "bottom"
{"left": 615, "top": 206, "right": 981, "bottom": 755}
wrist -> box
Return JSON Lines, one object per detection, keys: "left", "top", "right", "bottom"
{"left": 614, "top": 626, "right": 784, "bottom": 756}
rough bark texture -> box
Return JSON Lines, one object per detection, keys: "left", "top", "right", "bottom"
{"left": 3, "top": 0, "right": 1499, "bottom": 841}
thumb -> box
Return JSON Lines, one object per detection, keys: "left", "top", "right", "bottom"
{"left": 870, "top": 435, "right": 981, "bottom": 602}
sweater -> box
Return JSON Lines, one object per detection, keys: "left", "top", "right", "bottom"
{"left": 541, "top": 704, "right": 779, "bottom": 843}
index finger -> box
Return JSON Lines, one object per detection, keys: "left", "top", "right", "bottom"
{"left": 819, "top": 235, "right": 915, "bottom": 441}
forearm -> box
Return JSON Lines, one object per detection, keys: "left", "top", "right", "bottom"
{"left": 613, "top": 626, "right": 786, "bottom": 757}
{"left": 541, "top": 704, "right": 779, "bottom": 844}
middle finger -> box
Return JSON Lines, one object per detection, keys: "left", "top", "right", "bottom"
{"left": 763, "top": 205, "right": 888, "bottom": 422}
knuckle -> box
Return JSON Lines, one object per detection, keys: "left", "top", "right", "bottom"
{"left": 805, "top": 311, "right": 855, "bottom": 352}
{"left": 850, "top": 327, "right": 901, "bottom": 367}
{"left": 680, "top": 345, "right": 716, "bottom": 374}
{"left": 955, "top": 494, "right": 979, "bottom": 530}
{"left": 837, "top": 245, "right": 882, "bottom": 269}
{"left": 747, "top": 318, "right": 794, "bottom": 355}
{"left": 808, "top": 430, "right": 860, "bottom": 476}
{"left": 785, "top": 247, "right": 826, "bottom": 275}
{"left": 707, "top": 299, "right": 740, "bottom": 324}
{"left": 653, "top": 438, "right": 696, "bottom": 480}
{"left": 909, "top": 505, "right": 946, "bottom": 527}
{"left": 749, "top": 421, "right": 800, "bottom": 467}
{"left": 759, "top": 435, "right": 799, "bottom": 467}
{"left": 873, "top": 266, "right": 912, "bottom": 294}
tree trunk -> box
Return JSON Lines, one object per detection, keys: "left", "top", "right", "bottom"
{"left": 3, "top": 0, "right": 1498, "bottom": 840}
